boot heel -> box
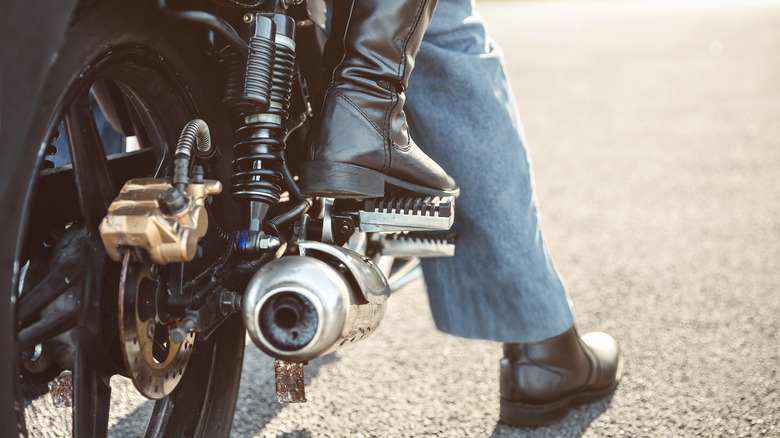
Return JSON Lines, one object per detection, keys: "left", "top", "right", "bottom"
{"left": 301, "top": 161, "right": 386, "bottom": 198}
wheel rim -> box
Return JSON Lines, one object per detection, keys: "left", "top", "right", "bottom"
{"left": 15, "top": 44, "right": 241, "bottom": 437}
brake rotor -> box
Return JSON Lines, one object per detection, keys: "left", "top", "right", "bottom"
{"left": 118, "top": 252, "right": 194, "bottom": 399}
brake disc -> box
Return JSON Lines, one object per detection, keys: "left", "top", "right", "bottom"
{"left": 118, "top": 252, "right": 194, "bottom": 399}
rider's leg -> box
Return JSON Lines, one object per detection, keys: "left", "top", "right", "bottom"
{"left": 405, "top": 0, "right": 621, "bottom": 426}
{"left": 408, "top": 0, "right": 572, "bottom": 344}
{"left": 300, "top": 0, "right": 458, "bottom": 198}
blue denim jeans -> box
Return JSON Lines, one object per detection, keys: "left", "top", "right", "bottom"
{"left": 404, "top": 0, "right": 574, "bottom": 343}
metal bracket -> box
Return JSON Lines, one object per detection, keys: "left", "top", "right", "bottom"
{"left": 170, "top": 289, "right": 243, "bottom": 343}
{"left": 331, "top": 214, "right": 357, "bottom": 246}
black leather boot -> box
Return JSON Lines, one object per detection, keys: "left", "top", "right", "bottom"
{"left": 300, "top": 0, "right": 459, "bottom": 198}
{"left": 499, "top": 326, "right": 622, "bottom": 426}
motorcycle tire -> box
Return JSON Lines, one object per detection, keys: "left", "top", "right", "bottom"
{"left": 0, "top": 1, "right": 244, "bottom": 436}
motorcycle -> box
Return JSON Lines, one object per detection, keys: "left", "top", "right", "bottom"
{"left": 0, "top": 0, "right": 456, "bottom": 435}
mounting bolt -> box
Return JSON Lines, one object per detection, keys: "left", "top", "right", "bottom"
{"left": 146, "top": 321, "right": 155, "bottom": 339}
{"left": 219, "top": 291, "right": 243, "bottom": 316}
{"left": 258, "top": 235, "right": 281, "bottom": 250}
{"left": 243, "top": 13, "right": 254, "bottom": 23}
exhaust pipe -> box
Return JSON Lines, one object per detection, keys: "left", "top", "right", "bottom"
{"left": 242, "top": 241, "right": 391, "bottom": 362}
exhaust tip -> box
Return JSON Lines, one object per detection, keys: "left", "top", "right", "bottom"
{"left": 258, "top": 291, "right": 319, "bottom": 351}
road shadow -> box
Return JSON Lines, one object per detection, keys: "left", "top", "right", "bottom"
{"left": 489, "top": 393, "right": 615, "bottom": 438}
{"left": 272, "top": 432, "right": 312, "bottom": 438}
{"left": 229, "top": 345, "right": 338, "bottom": 437}
{"left": 107, "top": 342, "right": 338, "bottom": 437}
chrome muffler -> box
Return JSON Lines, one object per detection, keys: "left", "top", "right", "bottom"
{"left": 242, "top": 241, "right": 390, "bottom": 362}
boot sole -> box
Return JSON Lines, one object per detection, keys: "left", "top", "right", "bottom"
{"left": 300, "top": 161, "right": 460, "bottom": 199}
{"left": 498, "top": 379, "right": 619, "bottom": 427}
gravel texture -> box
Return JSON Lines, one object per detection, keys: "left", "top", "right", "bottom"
{"left": 23, "top": 0, "right": 780, "bottom": 436}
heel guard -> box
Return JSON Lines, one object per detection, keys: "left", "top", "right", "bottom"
{"left": 358, "top": 196, "right": 454, "bottom": 232}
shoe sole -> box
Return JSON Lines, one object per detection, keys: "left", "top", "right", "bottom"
{"left": 498, "top": 379, "right": 619, "bottom": 427}
{"left": 500, "top": 350, "right": 624, "bottom": 427}
{"left": 300, "top": 161, "right": 460, "bottom": 199}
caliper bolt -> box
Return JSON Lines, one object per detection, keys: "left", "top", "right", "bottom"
{"left": 162, "top": 187, "right": 187, "bottom": 214}
{"left": 192, "top": 166, "right": 205, "bottom": 184}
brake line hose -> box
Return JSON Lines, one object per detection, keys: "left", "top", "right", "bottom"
{"left": 173, "top": 119, "right": 213, "bottom": 193}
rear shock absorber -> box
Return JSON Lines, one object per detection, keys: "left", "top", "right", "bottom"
{"left": 226, "top": 13, "right": 296, "bottom": 253}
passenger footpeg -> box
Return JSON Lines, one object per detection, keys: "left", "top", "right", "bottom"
{"left": 357, "top": 195, "right": 454, "bottom": 232}
{"left": 380, "top": 232, "right": 456, "bottom": 258}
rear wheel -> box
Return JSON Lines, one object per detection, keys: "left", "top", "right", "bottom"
{"left": 2, "top": 2, "right": 243, "bottom": 436}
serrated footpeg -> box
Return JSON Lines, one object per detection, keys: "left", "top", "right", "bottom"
{"left": 358, "top": 196, "right": 454, "bottom": 232}
{"left": 381, "top": 232, "right": 456, "bottom": 258}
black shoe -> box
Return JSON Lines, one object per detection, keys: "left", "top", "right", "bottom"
{"left": 499, "top": 325, "right": 622, "bottom": 426}
{"left": 300, "top": 0, "right": 459, "bottom": 199}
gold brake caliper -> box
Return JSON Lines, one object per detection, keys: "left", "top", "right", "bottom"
{"left": 99, "top": 177, "right": 221, "bottom": 264}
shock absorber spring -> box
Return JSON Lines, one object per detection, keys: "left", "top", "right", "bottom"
{"left": 228, "top": 13, "right": 296, "bottom": 240}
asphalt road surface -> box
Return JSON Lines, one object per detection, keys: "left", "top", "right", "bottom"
{"left": 24, "top": 0, "right": 780, "bottom": 436}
